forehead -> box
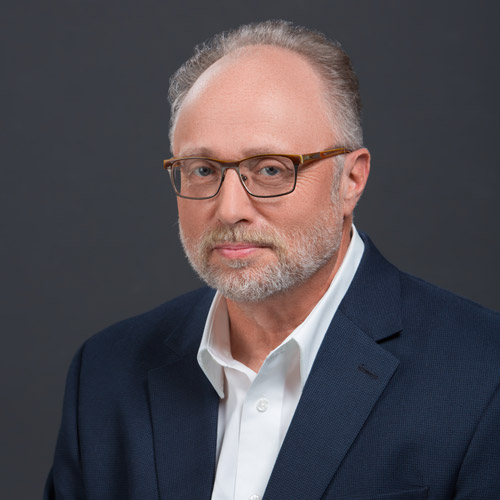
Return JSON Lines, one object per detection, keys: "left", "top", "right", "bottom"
{"left": 172, "top": 45, "right": 335, "bottom": 157}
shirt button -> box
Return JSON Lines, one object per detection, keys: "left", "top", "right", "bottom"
{"left": 256, "top": 398, "right": 269, "bottom": 412}
{"left": 249, "top": 495, "right": 260, "bottom": 500}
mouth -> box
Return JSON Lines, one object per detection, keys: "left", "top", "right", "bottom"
{"left": 212, "top": 242, "right": 269, "bottom": 259}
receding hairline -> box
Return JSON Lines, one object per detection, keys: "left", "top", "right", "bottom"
{"left": 171, "top": 44, "right": 342, "bottom": 150}
{"left": 168, "top": 20, "right": 363, "bottom": 150}
{"left": 181, "top": 43, "right": 324, "bottom": 97}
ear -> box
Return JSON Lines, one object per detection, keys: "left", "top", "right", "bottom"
{"left": 340, "top": 148, "right": 370, "bottom": 217}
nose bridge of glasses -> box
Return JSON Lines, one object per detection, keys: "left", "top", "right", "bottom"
{"left": 220, "top": 161, "right": 249, "bottom": 187}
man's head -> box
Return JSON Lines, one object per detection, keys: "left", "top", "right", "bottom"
{"left": 167, "top": 21, "right": 370, "bottom": 303}
{"left": 169, "top": 20, "right": 363, "bottom": 151}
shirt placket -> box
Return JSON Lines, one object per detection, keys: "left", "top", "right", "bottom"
{"left": 234, "top": 347, "right": 290, "bottom": 500}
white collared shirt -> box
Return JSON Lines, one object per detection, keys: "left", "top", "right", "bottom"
{"left": 197, "top": 227, "right": 365, "bottom": 500}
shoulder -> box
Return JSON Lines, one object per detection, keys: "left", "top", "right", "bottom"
{"left": 400, "top": 269, "right": 499, "bottom": 318}
{"left": 396, "top": 270, "right": 500, "bottom": 398}
{"left": 359, "top": 231, "right": 500, "bottom": 340}
{"left": 357, "top": 231, "right": 500, "bottom": 375}
{"left": 78, "top": 286, "right": 215, "bottom": 369}
{"left": 393, "top": 273, "right": 500, "bottom": 454}
{"left": 400, "top": 270, "right": 500, "bottom": 348}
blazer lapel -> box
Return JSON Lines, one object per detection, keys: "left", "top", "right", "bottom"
{"left": 147, "top": 290, "right": 220, "bottom": 500}
{"left": 264, "top": 235, "right": 403, "bottom": 499}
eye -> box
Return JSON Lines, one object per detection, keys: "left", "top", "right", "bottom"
{"left": 253, "top": 159, "right": 289, "bottom": 177}
{"left": 193, "top": 165, "right": 214, "bottom": 177}
{"left": 259, "top": 165, "right": 281, "bottom": 176}
{"left": 183, "top": 159, "right": 219, "bottom": 178}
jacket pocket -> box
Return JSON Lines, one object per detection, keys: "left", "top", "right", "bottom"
{"left": 334, "top": 486, "right": 428, "bottom": 500}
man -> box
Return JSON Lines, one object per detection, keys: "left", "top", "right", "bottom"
{"left": 45, "top": 20, "right": 500, "bottom": 500}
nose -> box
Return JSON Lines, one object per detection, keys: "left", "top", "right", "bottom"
{"left": 214, "top": 168, "right": 256, "bottom": 226}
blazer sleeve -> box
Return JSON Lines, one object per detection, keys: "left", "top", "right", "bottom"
{"left": 44, "top": 345, "right": 86, "bottom": 500}
{"left": 454, "top": 379, "right": 500, "bottom": 499}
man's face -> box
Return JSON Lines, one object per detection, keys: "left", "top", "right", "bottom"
{"left": 172, "top": 46, "right": 348, "bottom": 302}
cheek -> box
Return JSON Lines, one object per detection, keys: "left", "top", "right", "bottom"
{"left": 295, "top": 165, "right": 336, "bottom": 197}
{"left": 177, "top": 202, "right": 204, "bottom": 240}
{"left": 282, "top": 175, "right": 336, "bottom": 222}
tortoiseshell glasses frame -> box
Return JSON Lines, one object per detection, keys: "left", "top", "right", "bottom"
{"left": 163, "top": 147, "right": 352, "bottom": 200}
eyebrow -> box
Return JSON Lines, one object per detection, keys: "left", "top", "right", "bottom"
{"left": 177, "top": 147, "right": 214, "bottom": 157}
{"left": 177, "top": 145, "right": 291, "bottom": 159}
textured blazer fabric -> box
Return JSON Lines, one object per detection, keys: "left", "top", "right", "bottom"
{"left": 45, "top": 234, "right": 500, "bottom": 500}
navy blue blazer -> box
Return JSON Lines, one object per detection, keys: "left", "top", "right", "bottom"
{"left": 45, "top": 235, "right": 500, "bottom": 499}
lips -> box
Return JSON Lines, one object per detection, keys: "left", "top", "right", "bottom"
{"left": 213, "top": 242, "right": 268, "bottom": 259}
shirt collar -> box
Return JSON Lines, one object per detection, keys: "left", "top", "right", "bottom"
{"left": 197, "top": 226, "right": 365, "bottom": 398}
{"left": 197, "top": 292, "right": 229, "bottom": 398}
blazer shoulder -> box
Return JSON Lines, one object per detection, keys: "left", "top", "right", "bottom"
{"left": 399, "top": 270, "right": 500, "bottom": 364}
{"left": 81, "top": 286, "right": 215, "bottom": 361}
{"left": 400, "top": 270, "right": 500, "bottom": 322}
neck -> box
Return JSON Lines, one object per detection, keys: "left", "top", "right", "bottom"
{"left": 225, "top": 221, "right": 353, "bottom": 371}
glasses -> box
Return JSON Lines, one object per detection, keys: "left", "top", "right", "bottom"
{"left": 163, "top": 147, "right": 351, "bottom": 200}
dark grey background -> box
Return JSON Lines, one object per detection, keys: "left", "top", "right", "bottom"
{"left": 2, "top": 1, "right": 499, "bottom": 498}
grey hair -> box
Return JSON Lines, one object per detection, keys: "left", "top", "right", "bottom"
{"left": 168, "top": 20, "right": 363, "bottom": 151}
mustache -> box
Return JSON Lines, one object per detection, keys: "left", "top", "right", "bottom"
{"left": 200, "top": 226, "right": 286, "bottom": 251}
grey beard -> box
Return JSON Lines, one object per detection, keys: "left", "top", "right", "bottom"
{"left": 178, "top": 208, "right": 342, "bottom": 303}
